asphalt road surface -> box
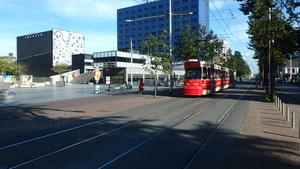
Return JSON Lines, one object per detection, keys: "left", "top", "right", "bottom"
{"left": 0, "top": 83, "right": 253, "bottom": 169}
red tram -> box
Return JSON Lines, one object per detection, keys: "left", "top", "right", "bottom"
{"left": 183, "top": 60, "right": 234, "bottom": 96}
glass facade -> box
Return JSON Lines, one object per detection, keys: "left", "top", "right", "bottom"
{"left": 117, "top": 0, "right": 209, "bottom": 51}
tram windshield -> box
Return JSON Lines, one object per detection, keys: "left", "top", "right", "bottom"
{"left": 185, "top": 69, "right": 202, "bottom": 79}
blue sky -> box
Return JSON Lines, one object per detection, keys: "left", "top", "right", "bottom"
{"left": 0, "top": 0, "right": 258, "bottom": 74}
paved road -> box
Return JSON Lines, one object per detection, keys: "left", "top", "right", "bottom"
{"left": 0, "top": 82, "right": 299, "bottom": 168}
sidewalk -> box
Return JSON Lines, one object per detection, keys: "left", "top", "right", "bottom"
{"left": 230, "top": 86, "right": 300, "bottom": 168}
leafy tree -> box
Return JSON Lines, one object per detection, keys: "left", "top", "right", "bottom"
{"left": 51, "top": 63, "right": 69, "bottom": 81}
{"left": 0, "top": 56, "right": 16, "bottom": 75}
{"left": 174, "top": 24, "right": 223, "bottom": 62}
{"left": 238, "top": 0, "right": 300, "bottom": 92}
{"left": 14, "top": 63, "right": 29, "bottom": 80}
{"left": 173, "top": 24, "right": 198, "bottom": 60}
{"left": 139, "top": 30, "right": 170, "bottom": 98}
{"left": 223, "top": 50, "right": 251, "bottom": 77}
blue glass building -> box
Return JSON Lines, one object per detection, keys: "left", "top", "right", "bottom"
{"left": 117, "top": 0, "right": 209, "bottom": 52}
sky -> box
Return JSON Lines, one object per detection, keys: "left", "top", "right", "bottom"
{"left": 0, "top": 0, "right": 258, "bottom": 74}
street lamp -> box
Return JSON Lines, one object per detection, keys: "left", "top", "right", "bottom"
{"left": 126, "top": 1, "right": 193, "bottom": 95}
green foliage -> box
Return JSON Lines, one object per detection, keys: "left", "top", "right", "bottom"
{"left": 223, "top": 51, "right": 251, "bottom": 77}
{"left": 265, "top": 94, "right": 271, "bottom": 102}
{"left": 51, "top": 63, "right": 69, "bottom": 80}
{"left": 0, "top": 56, "right": 29, "bottom": 79}
{"left": 139, "top": 30, "right": 171, "bottom": 74}
{"left": 174, "top": 24, "right": 223, "bottom": 62}
{"left": 51, "top": 63, "right": 69, "bottom": 74}
{"left": 0, "top": 56, "right": 16, "bottom": 75}
{"left": 139, "top": 30, "right": 170, "bottom": 98}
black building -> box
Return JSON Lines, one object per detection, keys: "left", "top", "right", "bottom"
{"left": 17, "top": 28, "right": 85, "bottom": 77}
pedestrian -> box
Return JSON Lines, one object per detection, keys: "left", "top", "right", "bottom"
{"left": 137, "top": 79, "right": 144, "bottom": 94}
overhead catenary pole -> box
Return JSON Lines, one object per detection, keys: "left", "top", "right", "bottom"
{"left": 130, "top": 38, "right": 133, "bottom": 86}
{"left": 268, "top": 7, "right": 274, "bottom": 102}
{"left": 169, "top": 0, "right": 173, "bottom": 95}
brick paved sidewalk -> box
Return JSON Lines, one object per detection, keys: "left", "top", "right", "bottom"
{"left": 229, "top": 87, "right": 300, "bottom": 169}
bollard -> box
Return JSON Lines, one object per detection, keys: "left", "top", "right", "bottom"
{"left": 94, "top": 84, "right": 101, "bottom": 94}
{"left": 287, "top": 107, "right": 290, "bottom": 121}
{"left": 275, "top": 95, "right": 277, "bottom": 106}
{"left": 277, "top": 97, "right": 280, "bottom": 108}
{"left": 282, "top": 102, "right": 285, "bottom": 115}
{"left": 299, "top": 119, "right": 300, "bottom": 139}
{"left": 279, "top": 100, "right": 282, "bottom": 112}
{"left": 292, "top": 112, "right": 295, "bottom": 129}
{"left": 283, "top": 105, "right": 287, "bottom": 116}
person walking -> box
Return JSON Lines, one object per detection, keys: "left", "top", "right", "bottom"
{"left": 137, "top": 79, "right": 145, "bottom": 94}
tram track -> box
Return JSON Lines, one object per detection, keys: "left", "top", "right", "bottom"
{"left": 101, "top": 84, "right": 252, "bottom": 169}
{"left": 1, "top": 84, "right": 251, "bottom": 169}
{"left": 2, "top": 96, "right": 204, "bottom": 168}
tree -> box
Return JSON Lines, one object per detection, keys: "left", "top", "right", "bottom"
{"left": 238, "top": 0, "right": 300, "bottom": 93}
{"left": 14, "top": 63, "right": 29, "bottom": 80}
{"left": 173, "top": 24, "right": 198, "bottom": 61}
{"left": 174, "top": 24, "right": 223, "bottom": 62}
{"left": 223, "top": 50, "right": 251, "bottom": 77}
{"left": 51, "top": 63, "right": 69, "bottom": 81}
{"left": 139, "top": 30, "right": 170, "bottom": 98}
{"left": 0, "top": 56, "right": 16, "bottom": 75}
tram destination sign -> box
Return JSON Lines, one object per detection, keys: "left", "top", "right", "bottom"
{"left": 185, "top": 62, "right": 200, "bottom": 66}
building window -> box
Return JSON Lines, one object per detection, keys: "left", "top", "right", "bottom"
{"left": 182, "top": 6, "right": 188, "bottom": 10}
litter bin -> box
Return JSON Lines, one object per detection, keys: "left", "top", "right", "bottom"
{"left": 94, "top": 84, "right": 101, "bottom": 94}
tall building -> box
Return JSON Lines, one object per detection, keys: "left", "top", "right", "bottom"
{"left": 117, "top": 0, "right": 209, "bottom": 52}
{"left": 17, "top": 28, "right": 85, "bottom": 77}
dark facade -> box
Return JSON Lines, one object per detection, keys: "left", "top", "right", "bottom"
{"left": 17, "top": 28, "right": 85, "bottom": 77}
{"left": 72, "top": 54, "right": 93, "bottom": 74}
{"left": 17, "top": 31, "right": 53, "bottom": 77}
{"left": 117, "top": 0, "right": 209, "bottom": 51}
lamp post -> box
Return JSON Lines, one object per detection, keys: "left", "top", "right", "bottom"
{"left": 130, "top": 38, "right": 133, "bottom": 87}
{"left": 126, "top": 1, "right": 193, "bottom": 95}
{"left": 169, "top": 0, "right": 173, "bottom": 95}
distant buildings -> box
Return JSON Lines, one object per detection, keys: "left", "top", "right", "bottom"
{"left": 117, "top": 0, "right": 209, "bottom": 52}
{"left": 15, "top": 1, "right": 212, "bottom": 84}
{"left": 17, "top": 28, "right": 85, "bottom": 77}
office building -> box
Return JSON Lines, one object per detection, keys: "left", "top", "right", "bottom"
{"left": 17, "top": 28, "right": 85, "bottom": 77}
{"left": 117, "top": 0, "right": 209, "bottom": 52}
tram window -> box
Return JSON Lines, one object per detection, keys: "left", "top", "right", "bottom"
{"left": 203, "top": 67, "right": 207, "bottom": 79}
{"left": 185, "top": 69, "right": 202, "bottom": 79}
